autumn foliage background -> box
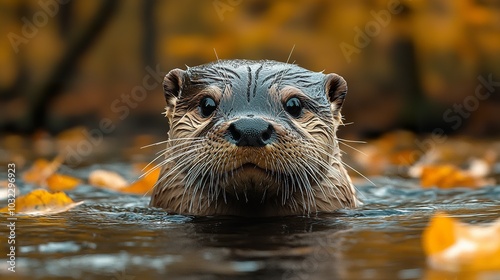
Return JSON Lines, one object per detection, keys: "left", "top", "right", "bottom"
{"left": 1, "top": 0, "right": 500, "bottom": 138}
{"left": 1, "top": 1, "right": 500, "bottom": 276}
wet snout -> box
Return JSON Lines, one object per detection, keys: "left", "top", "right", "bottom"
{"left": 225, "top": 117, "right": 276, "bottom": 147}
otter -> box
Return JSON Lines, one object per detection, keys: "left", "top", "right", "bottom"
{"left": 150, "top": 59, "right": 359, "bottom": 216}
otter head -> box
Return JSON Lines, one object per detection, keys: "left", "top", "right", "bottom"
{"left": 150, "top": 60, "right": 358, "bottom": 216}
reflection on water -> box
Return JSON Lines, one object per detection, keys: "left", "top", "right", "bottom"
{"left": 1, "top": 169, "right": 500, "bottom": 279}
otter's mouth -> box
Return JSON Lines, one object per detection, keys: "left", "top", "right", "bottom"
{"left": 230, "top": 163, "right": 269, "bottom": 175}
{"left": 232, "top": 162, "right": 268, "bottom": 172}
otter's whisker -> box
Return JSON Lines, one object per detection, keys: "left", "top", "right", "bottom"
{"left": 297, "top": 154, "right": 346, "bottom": 208}
{"left": 147, "top": 145, "right": 205, "bottom": 176}
{"left": 182, "top": 155, "right": 212, "bottom": 212}
{"left": 213, "top": 48, "right": 230, "bottom": 86}
{"left": 337, "top": 137, "right": 366, "bottom": 144}
{"left": 141, "top": 137, "right": 204, "bottom": 149}
{"left": 142, "top": 142, "right": 205, "bottom": 175}
{"left": 275, "top": 44, "right": 296, "bottom": 88}
{"left": 147, "top": 147, "right": 204, "bottom": 198}
{"left": 338, "top": 141, "right": 368, "bottom": 157}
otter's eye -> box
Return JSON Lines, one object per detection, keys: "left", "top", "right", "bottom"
{"left": 284, "top": 97, "right": 303, "bottom": 118}
{"left": 199, "top": 97, "right": 217, "bottom": 117}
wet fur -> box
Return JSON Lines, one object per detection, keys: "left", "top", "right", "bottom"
{"left": 150, "top": 60, "right": 359, "bottom": 216}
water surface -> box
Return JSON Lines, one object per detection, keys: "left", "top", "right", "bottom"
{"left": 1, "top": 167, "right": 500, "bottom": 280}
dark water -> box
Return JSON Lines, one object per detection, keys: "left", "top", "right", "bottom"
{"left": 1, "top": 166, "right": 500, "bottom": 280}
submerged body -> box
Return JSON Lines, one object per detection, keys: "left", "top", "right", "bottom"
{"left": 150, "top": 60, "right": 358, "bottom": 216}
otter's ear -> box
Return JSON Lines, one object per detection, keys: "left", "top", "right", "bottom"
{"left": 324, "top": 73, "right": 348, "bottom": 116}
{"left": 163, "top": 69, "right": 185, "bottom": 131}
{"left": 163, "top": 68, "right": 185, "bottom": 106}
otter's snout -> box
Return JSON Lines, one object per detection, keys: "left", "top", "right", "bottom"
{"left": 225, "top": 118, "right": 275, "bottom": 147}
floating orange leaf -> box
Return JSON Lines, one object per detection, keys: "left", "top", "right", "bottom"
{"left": 351, "top": 130, "right": 419, "bottom": 176}
{"left": 423, "top": 213, "right": 457, "bottom": 255}
{"left": 0, "top": 189, "right": 83, "bottom": 215}
{"left": 23, "top": 157, "right": 63, "bottom": 185}
{"left": 56, "top": 126, "right": 87, "bottom": 141}
{"left": 46, "top": 173, "right": 81, "bottom": 191}
{"left": 88, "top": 170, "right": 128, "bottom": 190}
{"left": 121, "top": 167, "right": 160, "bottom": 195}
{"left": 142, "top": 167, "right": 160, "bottom": 186}
{"left": 389, "top": 149, "right": 420, "bottom": 166}
{"left": 423, "top": 212, "right": 500, "bottom": 272}
{"left": 420, "top": 164, "right": 491, "bottom": 189}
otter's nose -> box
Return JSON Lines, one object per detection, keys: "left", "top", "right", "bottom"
{"left": 226, "top": 118, "right": 275, "bottom": 147}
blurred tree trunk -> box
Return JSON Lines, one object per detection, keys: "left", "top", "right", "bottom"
{"left": 58, "top": 0, "right": 74, "bottom": 38}
{"left": 18, "top": 0, "right": 119, "bottom": 133}
{"left": 0, "top": 4, "right": 30, "bottom": 110}
{"left": 143, "top": 0, "right": 157, "bottom": 69}
{"left": 393, "top": 38, "right": 446, "bottom": 133}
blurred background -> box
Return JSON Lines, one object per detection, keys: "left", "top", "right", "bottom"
{"left": 1, "top": 0, "right": 500, "bottom": 164}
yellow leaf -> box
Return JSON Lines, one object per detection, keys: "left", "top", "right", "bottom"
{"left": 389, "top": 149, "right": 420, "bottom": 166}
{"left": 88, "top": 170, "right": 128, "bottom": 190}
{"left": 422, "top": 213, "right": 457, "bottom": 255}
{"left": 0, "top": 189, "right": 83, "bottom": 215}
{"left": 421, "top": 165, "right": 484, "bottom": 188}
{"left": 46, "top": 173, "right": 81, "bottom": 191}
{"left": 121, "top": 167, "right": 160, "bottom": 195}
{"left": 56, "top": 126, "right": 87, "bottom": 141}
{"left": 423, "top": 212, "right": 500, "bottom": 272}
